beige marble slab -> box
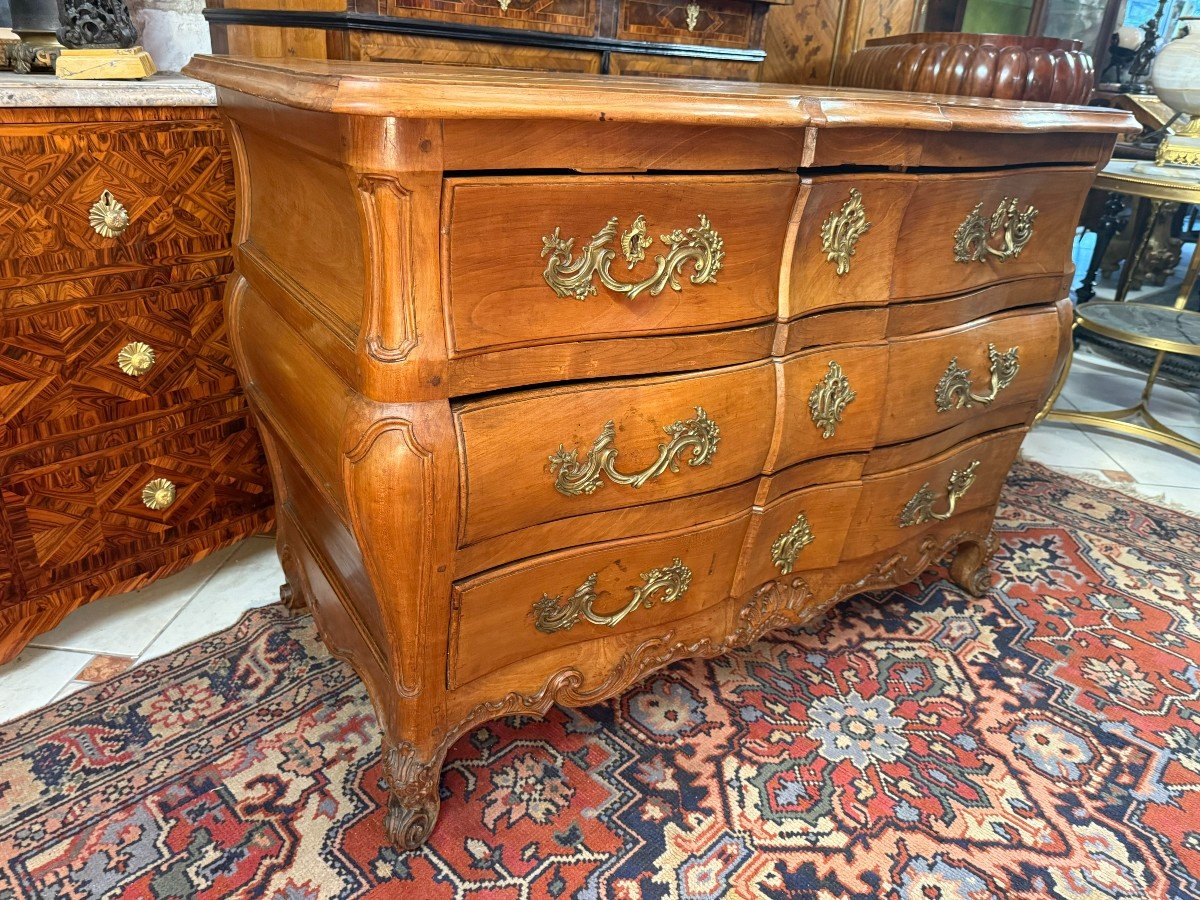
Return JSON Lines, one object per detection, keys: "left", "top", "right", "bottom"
{"left": 0, "top": 71, "right": 215, "bottom": 106}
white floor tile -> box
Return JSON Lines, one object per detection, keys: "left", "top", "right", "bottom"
{"left": 1079, "top": 427, "right": 1200, "bottom": 489}
{"left": 52, "top": 680, "right": 90, "bottom": 702}
{"left": 28, "top": 544, "right": 236, "bottom": 657}
{"left": 1021, "top": 420, "right": 1124, "bottom": 470}
{"left": 140, "top": 536, "right": 284, "bottom": 662}
{"left": 1145, "top": 484, "right": 1200, "bottom": 515}
{"left": 0, "top": 647, "right": 91, "bottom": 723}
{"left": 1059, "top": 359, "right": 1200, "bottom": 430}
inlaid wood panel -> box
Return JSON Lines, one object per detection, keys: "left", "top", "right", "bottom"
{"left": 0, "top": 117, "right": 234, "bottom": 294}
{"left": 605, "top": 51, "right": 760, "bottom": 79}
{"left": 616, "top": 0, "right": 758, "bottom": 48}
{"left": 387, "top": 0, "right": 598, "bottom": 35}
{"left": 354, "top": 30, "right": 602, "bottom": 71}
{"left": 0, "top": 279, "right": 240, "bottom": 445}
{"left": 3, "top": 412, "right": 271, "bottom": 599}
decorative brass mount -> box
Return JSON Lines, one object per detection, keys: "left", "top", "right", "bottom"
{"left": 541, "top": 214, "right": 724, "bottom": 301}
{"left": 899, "top": 461, "right": 980, "bottom": 527}
{"left": 820, "top": 188, "right": 871, "bottom": 276}
{"left": 141, "top": 478, "right": 177, "bottom": 511}
{"left": 685, "top": 2, "right": 700, "bottom": 30}
{"left": 117, "top": 341, "right": 156, "bottom": 376}
{"left": 953, "top": 197, "right": 1037, "bottom": 263}
{"left": 531, "top": 558, "right": 692, "bottom": 633}
{"left": 808, "top": 360, "right": 857, "bottom": 439}
{"left": 549, "top": 406, "right": 720, "bottom": 496}
{"left": 89, "top": 189, "right": 129, "bottom": 239}
{"left": 771, "top": 512, "right": 814, "bottom": 574}
{"left": 935, "top": 344, "right": 1020, "bottom": 412}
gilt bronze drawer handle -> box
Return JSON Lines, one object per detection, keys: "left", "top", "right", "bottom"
{"left": 117, "top": 341, "right": 156, "bottom": 377}
{"left": 899, "top": 460, "right": 980, "bottom": 527}
{"left": 549, "top": 406, "right": 720, "bottom": 496}
{"left": 935, "top": 343, "right": 1020, "bottom": 412}
{"left": 809, "top": 360, "right": 857, "bottom": 439}
{"left": 89, "top": 189, "right": 129, "bottom": 238}
{"left": 685, "top": 1, "right": 700, "bottom": 29}
{"left": 142, "top": 478, "right": 177, "bottom": 511}
{"left": 953, "top": 197, "right": 1038, "bottom": 263}
{"left": 541, "top": 213, "right": 724, "bottom": 301}
{"left": 771, "top": 512, "right": 814, "bottom": 574}
{"left": 820, "top": 188, "right": 871, "bottom": 276}
{"left": 532, "top": 557, "right": 692, "bottom": 633}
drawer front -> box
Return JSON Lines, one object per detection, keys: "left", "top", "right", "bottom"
{"left": 616, "top": 0, "right": 757, "bottom": 48}
{"left": 2, "top": 412, "right": 271, "bottom": 595}
{"left": 770, "top": 342, "right": 889, "bottom": 472}
{"left": 457, "top": 360, "right": 775, "bottom": 546}
{"left": 385, "top": 0, "right": 596, "bottom": 35}
{"left": 607, "top": 52, "right": 761, "bottom": 80}
{"left": 787, "top": 167, "right": 1092, "bottom": 315}
{"left": 843, "top": 428, "right": 1025, "bottom": 560}
{"left": 444, "top": 174, "right": 796, "bottom": 355}
{"left": 879, "top": 302, "right": 1066, "bottom": 446}
{"left": 450, "top": 512, "right": 749, "bottom": 687}
{"left": 0, "top": 118, "right": 233, "bottom": 299}
{"left": 738, "top": 480, "right": 862, "bottom": 594}
{"left": 0, "top": 280, "right": 239, "bottom": 444}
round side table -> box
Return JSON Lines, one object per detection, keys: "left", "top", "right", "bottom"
{"left": 1045, "top": 159, "right": 1200, "bottom": 458}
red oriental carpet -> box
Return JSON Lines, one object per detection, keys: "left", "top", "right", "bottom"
{"left": 2, "top": 460, "right": 1199, "bottom": 898}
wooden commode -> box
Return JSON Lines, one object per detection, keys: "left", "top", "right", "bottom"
{"left": 184, "top": 56, "right": 1135, "bottom": 849}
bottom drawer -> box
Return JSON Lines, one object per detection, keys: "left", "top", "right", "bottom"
{"left": 843, "top": 428, "right": 1025, "bottom": 560}
{"left": 2, "top": 411, "right": 271, "bottom": 595}
{"left": 450, "top": 512, "right": 750, "bottom": 688}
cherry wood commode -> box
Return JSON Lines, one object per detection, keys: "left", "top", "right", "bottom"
{"left": 185, "top": 56, "right": 1134, "bottom": 850}
{"left": 0, "top": 105, "right": 275, "bottom": 664}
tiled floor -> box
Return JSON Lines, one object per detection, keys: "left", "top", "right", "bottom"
{"left": 2, "top": 233, "right": 1197, "bottom": 724}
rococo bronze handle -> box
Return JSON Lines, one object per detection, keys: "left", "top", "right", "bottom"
{"left": 935, "top": 343, "right": 1020, "bottom": 412}
{"left": 549, "top": 406, "right": 720, "bottom": 496}
{"left": 899, "top": 460, "right": 980, "bottom": 527}
{"left": 953, "top": 197, "right": 1037, "bottom": 263}
{"left": 532, "top": 557, "right": 692, "bottom": 633}
{"left": 820, "top": 188, "right": 871, "bottom": 276}
{"left": 809, "top": 360, "right": 857, "bottom": 439}
{"left": 771, "top": 512, "right": 814, "bottom": 574}
{"left": 541, "top": 213, "right": 724, "bottom": 301}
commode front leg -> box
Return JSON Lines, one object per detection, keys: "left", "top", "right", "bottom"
{"left": 949, "top": 534, "right": 997, "bottom": 597}
{"left": 382, "top": 737, "right": 448, "bottom": 850}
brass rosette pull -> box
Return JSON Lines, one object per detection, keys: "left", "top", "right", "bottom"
{"left": 899, "top": 460, "right": 980, "bottom": 527}
{"left": 142, "top": 478, "right": 177, "bottom": 511}
{"left": 935, "top": 343, "right": 1020, "bottom": 412}
{"left": 531, "top": 557, "right": 692, "bottom": 633}
{"left": 771, "top": 512, "right": 814, "bottom": 574}
{"left": 953, "top": 197, "right": 1038, "bottom": 263}
{"left": 89, "top": 189, "right": 129, "bottom": 239}
{"left": 549, "top": 406, "right": 720, "bottom": 496}
{"left": 117, "top": 341, "right": 156, "bottom": 377}
{"left": 541, "top": 213, "right": 724, "bottom": 301}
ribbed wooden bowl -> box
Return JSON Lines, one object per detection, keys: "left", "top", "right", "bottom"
{"left": 839, "top": 32, "right": 1094, "bottom": 105}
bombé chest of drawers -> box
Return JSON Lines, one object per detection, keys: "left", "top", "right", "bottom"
{"left": 186, "top": 55, "right": 1134, "bottom": 849}
{"left": 0, "top": 80, "right": 274, "bottom": 664}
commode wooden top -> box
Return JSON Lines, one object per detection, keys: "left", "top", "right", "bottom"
{"left": 184, "top": 56, "right": 1134, "bottom": 134}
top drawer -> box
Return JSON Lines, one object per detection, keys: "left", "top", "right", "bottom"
{"left": 385, "top": 0, "right": 597, "bottom": 35}
{"left": 616, "top": 0, "right": 758, "bottom": 48}
{"left": 787, "top": 166, "right": 1094, "bottom": 317}
{"left": 443, "top": 174, "right": 797, "bottom": 355}
{"left": 0, "top": 118, "right": 233, "bottom": 306}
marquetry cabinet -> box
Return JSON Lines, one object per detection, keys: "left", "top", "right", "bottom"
{"left": 0, "top": 100, "right": 274, "bottom": 664}
{"left": 186, "top": 55, "right": 1134, "bottom": 849}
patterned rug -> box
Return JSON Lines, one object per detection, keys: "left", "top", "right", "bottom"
{"left": 2, "top": 460, "right": 1200, "bottom": 899}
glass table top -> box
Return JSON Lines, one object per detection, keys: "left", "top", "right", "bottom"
{"left": 1076, "top": 302, "right": 1200, "bottom": 356}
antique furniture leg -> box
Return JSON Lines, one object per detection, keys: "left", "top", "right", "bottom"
{"left": 1114, "top": 198, "right": 1164, "bottom": 303}
{"left": 949, "top": 535, "right": 998, "bottom": 597}
{"left": 1076, "top": 191, "right": 1128, "bottom": 303}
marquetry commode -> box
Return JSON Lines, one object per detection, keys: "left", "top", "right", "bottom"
{"left": 186, "top": 56, "right": 1134, "bottom": 850}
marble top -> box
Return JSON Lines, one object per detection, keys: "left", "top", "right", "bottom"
{"left": 1078, "top": 301, "right": 1200, "bottom": 355}
{"left": 0, "top": 73, "right": 215, "bottom": 107}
